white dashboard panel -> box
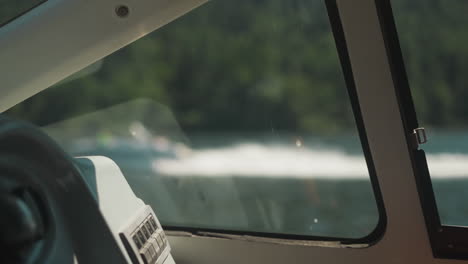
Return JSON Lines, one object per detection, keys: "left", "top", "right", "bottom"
{"left": 76, "top": 156, "right": 175, "bottom": 264}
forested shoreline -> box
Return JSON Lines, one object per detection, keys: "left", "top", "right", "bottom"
{"left": 5, "top": 0, "right": 468, "bottom": 133}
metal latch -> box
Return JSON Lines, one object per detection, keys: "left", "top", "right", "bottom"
{"left": 412, "top": 127, "right": 427, "bottom": 148}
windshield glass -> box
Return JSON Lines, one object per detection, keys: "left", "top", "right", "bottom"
{"left": 6, "top": 0, "right": 381, "bottom": 239}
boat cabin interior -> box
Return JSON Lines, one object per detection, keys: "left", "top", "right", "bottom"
{"left": 1, "top": 0, "right": 468, "bottom": 263}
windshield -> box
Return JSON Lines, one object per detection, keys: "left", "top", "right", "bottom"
{"left": 6, "top": 0, "right": 381, "bottom": 239}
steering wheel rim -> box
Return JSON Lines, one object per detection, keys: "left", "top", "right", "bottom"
{"left": 0, "top": 154, "right": 74, "bottom": 264}
{"left": 0, "top": 117, "right": 128, "bottom": 264}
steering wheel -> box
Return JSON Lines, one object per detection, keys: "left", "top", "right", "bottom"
{"left": 0, "top": 117, "right": 128, "bottom": 264}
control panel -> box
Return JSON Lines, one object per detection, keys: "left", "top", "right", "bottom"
{"left": 120, "top": 206, "right": 171, "bottom": 264}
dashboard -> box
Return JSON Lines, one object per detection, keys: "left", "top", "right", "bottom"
{"left": 120, "top": 206, "right": 171, "bottom": 264}
{"left": 75, "top": 156, "right": 175, "bottom": 264}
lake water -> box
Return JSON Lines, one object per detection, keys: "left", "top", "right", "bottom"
{"left": 61, "top": 130, "right": 468, "bottom": 239}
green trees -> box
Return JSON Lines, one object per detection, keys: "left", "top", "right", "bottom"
{"left": 7, "top": 0, "right": 468, "bottom": 132}
{"left": 393, "top": 0, "right": 468, "bottom": 128}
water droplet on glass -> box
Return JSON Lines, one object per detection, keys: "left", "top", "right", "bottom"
{"left": 295, "top": 139, "right": 302, "bottom": 147}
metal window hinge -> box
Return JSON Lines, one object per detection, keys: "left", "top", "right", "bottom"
{"left": 412, "top": 127, "right": 427, "bottom": 149}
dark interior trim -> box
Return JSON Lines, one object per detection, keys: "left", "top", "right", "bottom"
{"left": 0, "top": 0, "right": 48, "bottom": 28}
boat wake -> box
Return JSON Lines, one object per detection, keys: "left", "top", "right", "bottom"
{"left": 153, "top": 143, "right": 468, "bottom": 179}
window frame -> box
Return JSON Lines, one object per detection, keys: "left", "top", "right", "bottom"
{"left": 161, "top": 0, "right": 387, "bottom": 245}
{"left": 376, "top": 0, "right": 468, "bottom": 259}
